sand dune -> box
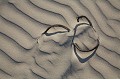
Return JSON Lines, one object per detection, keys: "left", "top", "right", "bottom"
{"left": 0, "top": 0, "right": 120, "bottom": 79}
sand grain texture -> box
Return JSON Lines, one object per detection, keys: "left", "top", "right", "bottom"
{"left": 0, "top": 0, "right": 120, "bottom": 79}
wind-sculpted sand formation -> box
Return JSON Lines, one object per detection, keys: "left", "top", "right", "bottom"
{"left": 0, "top": 0, "right": 120, "bottom": 79}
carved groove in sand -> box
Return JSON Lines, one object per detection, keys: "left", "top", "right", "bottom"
{"left": 0, "top": 0, "right": 120, "bottom": 79}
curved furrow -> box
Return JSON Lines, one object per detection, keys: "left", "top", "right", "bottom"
{"left": 0, "top": 33, "right": 31, "bottom": 63}
{"left": 29, "top": 0, "right": 77, "bottom": 28}
{"left": 76, "top": 0, "right": 107, "bottom": 40}
{"left": 96, "top": 0, "right": 120, "bottom": 20}
{"left": 30, "top": 69, "right": 46, "bottom": 79}
{"left": 99, "top": 32, "right": 120, "bottom": 55}
{"left": 0, "top": 49, "right": 23, "bottom": 64}
{"left": 108, "top": 0, "right": 120, "bottom": 10}
{"left": 0, "top": 50, "right": 19, "bottom": 77}
{"left": 80, "top": 0, "right": 117, "bottom": 38}
{"left": 53, "top": 0, "right": 87, "bottom": 16}
{"left": 98, "top": 45, "right": 120, "bottom": 69}
{"left": 8, "top": 2, "right": 52, "bottom": 38}
{"left": 79, "top": 64, "right": 105, "bottom": 79}
{"left": 95, "top": 2, "right": 118, "bottom": 37}
{"left": 96, "top": 54, "right": 120, "bottom": 73}
{"left": 0, "top": 0, "right": 120, "bottom": 79}
{"left": 0, "top": 16, "right": 36, "bottom": 49}
{"left": 89, "top": 54, "right": 120, "bottom": 79}
{"left": 65, "top": 0, "right": 106, "bottom": 40}
{"left": 53, "top": 0, "right": 98, "bottom": 26}
{"left": 88, "top": 63, "right": 105, "bottom": 79}
{"left": 53, "top": 0, "right": 101, "bottom": 33}
{"left": 0, "top": 3, "right": 51, "bottom": 38}
{"left": 8, "top": 0, "right": 69, "bottom": 28}
{"left": 80, "top": 0, "right": 120, "bottom": 53}
{"left": 0, "top": 68, "right": 12, "bottom": 79}
{"left": 52, "top": 0, "right": 78, "bottom": 13}
{"left": 88, "top": 31, "right": 120, "bottom": 68}
{"left": 107, "top": 19, "right": 120, "bottom": 39}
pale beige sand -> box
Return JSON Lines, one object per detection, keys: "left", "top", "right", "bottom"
{"left": 0, "top": 0, "right": 120, "bottom": 79}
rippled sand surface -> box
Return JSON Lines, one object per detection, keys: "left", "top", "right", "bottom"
{"left": 0, "top": 0, "right": 120, "bottom": 79}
